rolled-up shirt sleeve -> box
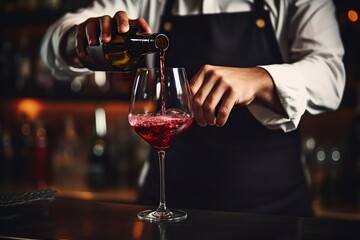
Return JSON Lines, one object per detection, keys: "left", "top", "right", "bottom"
{"left": 40, "top": 15, "right": 91, "bottom": 80}
{"left": 248, "top": 0, "right": 345, "bottom": 132}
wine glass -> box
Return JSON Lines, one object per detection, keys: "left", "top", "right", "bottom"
{"left": 128, "top": 67, "right": 193, "bottom": 222}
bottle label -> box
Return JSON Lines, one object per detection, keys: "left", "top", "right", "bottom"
{"left": 84, "top": 45, "right": 118, "bottom": 71}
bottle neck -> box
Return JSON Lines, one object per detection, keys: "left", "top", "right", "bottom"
{"left": 129, "top": 33, "right": 169, "bottom": 54}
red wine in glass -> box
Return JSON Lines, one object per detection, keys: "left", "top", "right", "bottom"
{"left": 128, "top": 67, "right": 193, "bottom": 222}
{"left": 129, "top": 113, "right": 193, "bottom": 150}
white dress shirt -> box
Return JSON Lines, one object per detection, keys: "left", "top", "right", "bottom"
{"left": 40, "top": 0, "right": 345, "bottom": 132}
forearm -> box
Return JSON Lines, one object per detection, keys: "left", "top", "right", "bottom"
{"left": 247, "top": 0, "right": 345, "bottom": 132}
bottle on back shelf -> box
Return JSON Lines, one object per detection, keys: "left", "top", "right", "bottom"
{"left": 13, "top": 114, "right": 33, "bottom": 182}
{"left": 0, "top": 38, "right": 16, "bottom": 94}
{"left": 32, "top": 118, "right": 49, "bottom": 188}
{"left": 52, "top": 114, "right": 87, "bottom": 189}
{"left": 88, "top": 106, "right": 110, "bottom": 189}
{"left": 0, "top": 124, "right": 14, "bottom": 184}
{"left": 14, "top": 37, "right": 33, "bottom": 91}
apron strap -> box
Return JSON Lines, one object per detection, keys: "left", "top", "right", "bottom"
{"left": 163, "top": 0, "right": 175, "bottom": 17}
{"left": 254, "top": 0, "right": 267, "bottom": 18}
{"left": 254, "top": 0, "right": 265, "bottom": 12}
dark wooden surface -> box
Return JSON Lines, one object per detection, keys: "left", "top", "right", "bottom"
{"left": 1, "top": 197, "right": 360, "bottom": 239}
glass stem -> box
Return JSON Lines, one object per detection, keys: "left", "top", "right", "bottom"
{"left": 158, "top": 222, "right": 167, "bottom": 240}
{"left": 157, "top": 150, "right": 168, "bottom": 214}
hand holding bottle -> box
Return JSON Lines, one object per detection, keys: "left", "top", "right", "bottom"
{"left": 75, "top": 11, "right": 152, "bottom": 59}
{"left": 60, "top": 11, "right": 156, "bottom": 71}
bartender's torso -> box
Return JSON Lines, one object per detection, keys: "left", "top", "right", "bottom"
{"left": 139, "top": 0, "right": 313, "bottom": 217}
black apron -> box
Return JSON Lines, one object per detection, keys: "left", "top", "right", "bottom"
{"left": 139, "top": 0, "right": 313, "bottom": 217}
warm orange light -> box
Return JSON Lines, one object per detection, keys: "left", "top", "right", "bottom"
{"left": 132, "top": 221, "right": 144, "bottom": 239}
{"left": 348, "top": 9, "right": 358, "bottom": 22}
{"left": 17, "top": 98, "right": 42, "bottom": 122}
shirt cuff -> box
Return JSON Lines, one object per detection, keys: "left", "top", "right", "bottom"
{"left": 52, "top": 17, "right": 93, "bottom": 80}
{"left": 248, "top": 64, "right": 307, "bottom": 132}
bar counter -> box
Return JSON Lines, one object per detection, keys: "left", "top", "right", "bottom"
{"left": 1, "top": 197, "right": 360, "bottom": 240}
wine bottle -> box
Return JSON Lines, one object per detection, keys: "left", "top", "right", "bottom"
{"left": 14, "top": 37, "right": 32, "bottom": 91}
{"left": 0, "top": 38, "right": 16, "bottom": 94}
{"left": 32, "top": 118, "right": 49, "bottom": 188}
{"left": 0, "top": 124, "right": 14, "bottom": 183}
{"left": 13, "top": 114, "right": 33, "bottom": 182}
{"left": 88, "top": 106, "right": 109, "bottom": 189}
{"left": 80, "top": 26, "right": 169, "bottom": 72}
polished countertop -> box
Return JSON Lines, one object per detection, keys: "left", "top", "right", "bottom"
{"left": 1, "top": 197, "right": 360, "bottom": 240}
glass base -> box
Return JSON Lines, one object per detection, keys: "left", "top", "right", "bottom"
{"left": 137, "top": 209, "right": 187, "bottom": 223}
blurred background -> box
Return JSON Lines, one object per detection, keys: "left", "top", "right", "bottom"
{"left": 0, "top": 0, "right": 359, "bottom": 220}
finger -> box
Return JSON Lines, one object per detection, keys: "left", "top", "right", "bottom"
{"left": 85, "top": 18, "right": 100, "bottom": 46}
{"left": 192, "top": 86, "right": 207, "bottom": 127}
{"left": 100, "top": 15, "right": 112, "bottom": 43}
{"left": 129, "top": 18, "right": 152, "bottom": 33}
{"left": 189, "top": 64, "right": 210, "bottom": 95}
{"left": 189, "top": 69, "right": 205, "bottom": 126}
{"left": 191, "top": 67, "right": 217, "bottom": 126}
{"left": 216, "top": 91, "right": 236, "bottom": 127}
{"left": 193, "top": 94, "right": 207, "bottom": 127}
{"left": 114, "top": 11, "right": 130, "bottom": 33}
{"left": 203, "top": 82, "right": 224, "bottom": 126}
{"left": 75, "top": 23, "right": 87, "bottom": 58}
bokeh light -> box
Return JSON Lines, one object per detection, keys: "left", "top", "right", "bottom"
{"left": 348, "top": 9, "right": 358, "bottom": 22}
